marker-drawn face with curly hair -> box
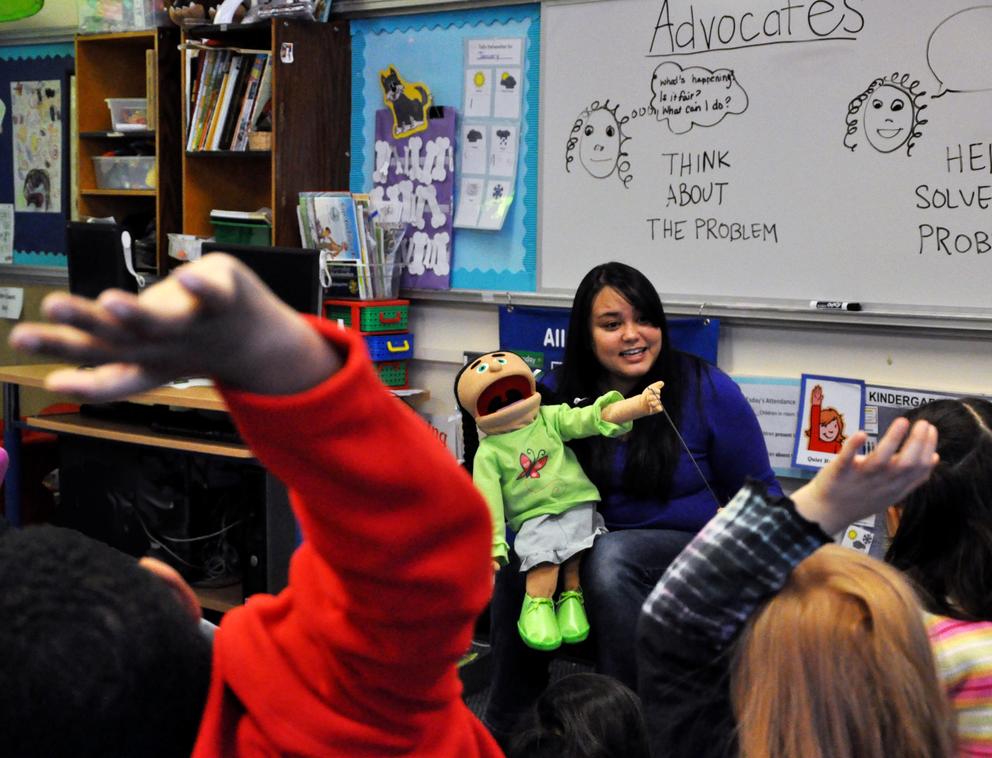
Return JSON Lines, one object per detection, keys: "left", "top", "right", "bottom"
{"left": 579, "top": 108, "right": 622, "bottom": 178}
{"left": 864, "top": 84, "right": 914, "bottom": 153}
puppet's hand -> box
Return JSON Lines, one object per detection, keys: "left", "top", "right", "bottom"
{"left": 642, "top": 381, "right": 665, "bottom": 415}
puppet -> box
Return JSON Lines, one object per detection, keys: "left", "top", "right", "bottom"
{"left": 456, "top": 351, "right": 663, "bottom": 651}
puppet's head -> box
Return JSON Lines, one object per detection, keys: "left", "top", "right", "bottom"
{"left": 455, "top": 351, "right": 541, "bottom": 435}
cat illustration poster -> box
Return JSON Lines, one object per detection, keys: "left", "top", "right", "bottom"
{"left": 379, "top": 65, "right": 432, "bottom": 139}
{"left": 792, "top": 374, "right": 865, "bottom": 471}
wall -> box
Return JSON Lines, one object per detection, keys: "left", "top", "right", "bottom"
{"left": 408, "top": 299, "right": 992, "bottom": 420}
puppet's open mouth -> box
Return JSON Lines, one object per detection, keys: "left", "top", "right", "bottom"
{"left": 477, "top": 376, "right": 533, "bottom": 416}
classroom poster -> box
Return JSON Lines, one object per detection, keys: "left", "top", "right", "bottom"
{"left": 792, "top": 375, "right": 866, "bottom": 471}
{"left": 454, "top": 38, "right": 524, "bottom": 231}
{"left": 373, "top": 107, "right": 455, "bottom": 290}
{"left": 733, "top": 377, "right": 808, "bottom": 480}
{"left": 11, "top": 79, "right": 61, "bottom": 213}
{"left": 0, "top": 44, "right": 74, "bottom": 266}
{"left": 350, "top": 5, "right": 540, "bottom": 291}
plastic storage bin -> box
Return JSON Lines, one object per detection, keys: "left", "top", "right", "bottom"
{"left": 78, "top": 0, "right": 167, "bottom": 31}
{"left": 373, "top": 361, "right": 408, "bottom": 388}
{"left": 106, "top": 98, "right": 148, "bottom": 132}
{"left": 211, "top": 219, "right": 271, "bottom": 246}
{"left": 364, "top": 333, "right": 413, "bottom": 361}
{"left": 324, "top": 299, "right": 409, "bottom": 333}
{"left": 92, "top": 155, "right": 156, "bottom": 190}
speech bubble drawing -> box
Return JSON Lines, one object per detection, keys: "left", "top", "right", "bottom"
{"left": 650, "top": 62, "right": 748, "bottom": 134}
{"left": 927, "top": 6, "right": 992, "bottom": 97}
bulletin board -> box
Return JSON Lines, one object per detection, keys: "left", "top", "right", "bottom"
{"left": 540, "top": 0, "right": 992, "bottom": 314}
{"left": 0, "top": 43, "right": 74, "bottom": 267}
{"left": 349, "top": 3, "right": 540, "bottom": 291}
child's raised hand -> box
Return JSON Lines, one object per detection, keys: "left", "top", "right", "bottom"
{"left": 9, "top": 253, "right": 341, "bottom": 400}
{"left": 791, "top": 417, "right": 938, "bottom": 535}
{"left": 643, "top": 381, "right": 665, "bottom": 415}
{"left": 812, "top": 384, "right": 823, "bottom": 404}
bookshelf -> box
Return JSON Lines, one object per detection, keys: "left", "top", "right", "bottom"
{"left": 181, "top": 19, "right": 351, "bottom": 247}
{"left": 75, "top": 29, "right": 182, "bottom": 272}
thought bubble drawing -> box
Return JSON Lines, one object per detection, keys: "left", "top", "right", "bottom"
{"left": 650, "top": 62, "right": 748, "bottom": 135}
{"left": 927, "top": 6, "right": 992, "bottom": 97}
{"left": 565, "top": 99, "right": 632, "bottom": 188}
{"left": 843, "top": 72, "right": 928, "bottom": 156}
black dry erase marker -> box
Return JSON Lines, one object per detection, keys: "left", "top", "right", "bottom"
{"left": 810, "top": 300, "right": 862, "bottom": 311}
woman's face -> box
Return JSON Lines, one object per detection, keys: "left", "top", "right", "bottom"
{"left": 864, "top": 84, "right": 913, "bottom": 153}
{"left": 589, "top": 286, "right": 662, "bottom": 394}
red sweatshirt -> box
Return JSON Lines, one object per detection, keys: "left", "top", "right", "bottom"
{"left": 192, "top": 318, "right": 502, "bottom": 757}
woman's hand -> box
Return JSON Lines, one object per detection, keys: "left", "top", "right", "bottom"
{"left": 791, "top": 417, "right": 938, "bottom": 535}
{"left": 9, "top": 253, "right": 341, "bottom": 400}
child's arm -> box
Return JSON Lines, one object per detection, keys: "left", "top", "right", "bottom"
{"left": 9, "top": 254, "right": 340, "bottom": 398}
{"left": 599, "top": 380, "right": 665, "bottom": 425}
{"left": 472, "top": 447, "right": 511, "bottom": 567}
{"left": 638, "top": 418, "right": 938, "bottom": 756}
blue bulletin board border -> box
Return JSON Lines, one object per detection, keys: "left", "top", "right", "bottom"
{"left": 0, "top": 42, "right": 74, "bottom": 268}
{"left": 350, "top": 5, "right": 539, "bottom": 292}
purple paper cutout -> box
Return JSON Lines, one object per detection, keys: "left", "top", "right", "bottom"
{"left": 374, "top": 107, "right": 455, "bottom": 290}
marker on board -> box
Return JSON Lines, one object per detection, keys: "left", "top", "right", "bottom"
{"left": 810, "top": 300, "right": 862, "bottom": 311}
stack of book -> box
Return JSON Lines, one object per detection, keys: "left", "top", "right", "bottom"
{"left": 298, "top": 192, "right": 408, "bottom": 300}
{"left": 185, "top": 46, "right": 273, "bottom": 152}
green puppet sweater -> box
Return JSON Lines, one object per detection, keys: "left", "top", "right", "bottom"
{"left": 471, "top": 391, "right": 631, "bottom": 564}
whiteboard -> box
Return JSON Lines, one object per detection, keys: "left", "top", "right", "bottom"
{"left": 540, "top": 0, "right": 992, "bottom": 313}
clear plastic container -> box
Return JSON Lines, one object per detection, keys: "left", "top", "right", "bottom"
{"left": 168, "top": 233, "right": 211, "bottom": 262}
{"left": 78, "top": 0, "right": 167, "bottom": 32}
{"left": 106, "top": 98, "right": 148, "bottom": 132}
{"left": 92, "top": 156, "right": 156, "bottom": 190}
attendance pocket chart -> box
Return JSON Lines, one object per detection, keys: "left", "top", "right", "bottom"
{"left": 454, "top": 37, "right": 525, "bottom": 232}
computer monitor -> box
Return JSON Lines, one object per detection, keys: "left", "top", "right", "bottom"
{"left": 66, "top": 221, "right": 140, "bottom": 299}
{"left": 199, "top": 242, "right": 323, "bottom": 316}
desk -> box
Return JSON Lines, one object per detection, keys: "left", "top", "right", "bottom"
{"left": 0, "top": 364, "right": 428, "bottom": 611}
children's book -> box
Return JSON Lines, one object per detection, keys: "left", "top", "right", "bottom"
{"left": 306, "top": 192, "right": 361, "bottom": 263}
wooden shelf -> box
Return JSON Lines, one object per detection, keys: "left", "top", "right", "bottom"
{"left": 25, "top": 413, "right": 254, "bottom": 459}
{"left": 194, "top": 583, "right": 242, "bottom": 613}
{"left": 80, "top": 130, "right": 156, "bottom": 139}
{"left": 181, "top": 19, "right": 350, "bottom": 246}
{"left": 76, "top": 28, "right": 182, "bottom": 272}
{"left": 80, "top": 188, "right": 157, "bottom": 197}
{"left": 185, "top": 150, "right": 271, "bottom": 158}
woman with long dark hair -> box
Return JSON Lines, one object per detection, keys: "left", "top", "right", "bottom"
{"left": 481, "top": 261, "right": 780, "bottom": 746}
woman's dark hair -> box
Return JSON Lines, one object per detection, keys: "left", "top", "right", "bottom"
{"left": 885, "top": 397, "right": 992, "bottom": 621}
{"left": 508, "top": 672, "right": 650, "bottom": 758}
{"left": 551, "top": 261, "right": 701, "bottom": 499}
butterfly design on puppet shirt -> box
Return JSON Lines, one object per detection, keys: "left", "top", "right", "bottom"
{"left": 517, "top": 448, "right": 549, "bottom": 479}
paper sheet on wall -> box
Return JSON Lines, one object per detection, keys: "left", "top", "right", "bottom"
{"left": 0, "top": 287, "right": 24, "bottom": 319}
{"left": 454, "top": 38, "right": 524, "bottom": 231}
{"left": 0, "top": 204, "right": 13, "bottom": 263}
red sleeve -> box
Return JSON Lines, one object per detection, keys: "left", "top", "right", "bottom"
{"left": 196, "top": 317, "right": 499, "bottom": 757}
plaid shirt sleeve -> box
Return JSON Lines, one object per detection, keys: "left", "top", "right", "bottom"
{"left": 637, "top": 482, "right": 832, "bottom": 758}
{"left": 642, "top": 480, "right": 832, "bottom": 651}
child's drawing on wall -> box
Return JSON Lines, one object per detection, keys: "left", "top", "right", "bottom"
{"left": 11, "top": 80, "right": 61, "bottom": 213}
{"left": 565, "top": 99, "right": 632, "bottom": 188}
{"left": 843, "top": 72, "right": 928, "bottom": 156}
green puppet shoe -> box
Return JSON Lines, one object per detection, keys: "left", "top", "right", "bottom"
{"left": 517, "top": 594, "right": 562, "bottom": 651}
{"left": 556, "top": 589, "right": 590, "bottom": 644}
